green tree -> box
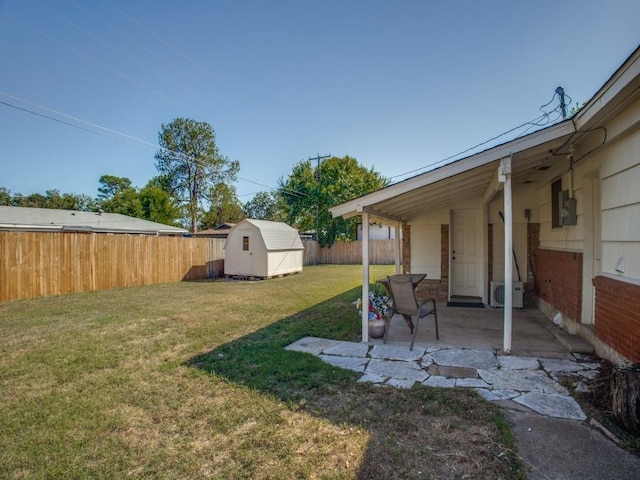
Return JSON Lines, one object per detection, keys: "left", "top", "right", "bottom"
{"left": 11, "top": 192, "right": 47, "bottom": 208}
{"left": 68, "top": 193, "right": 98, "bottom": 212}
{"left": 139, "top": 182, "right": 181, "bottom": 225}
{"left": 0, "top": 187, "right": 12, "bottom": 206}
{"left": 97, "top": 175, "right": 133, "bottom": 200}
{"left": 96, "top": 175, "right": 142, "bottom": 218}
{"left": 243, "top": 191, "right": 286, "bottom": 221}
{"left": 42, "top": 190, "right": 96, "bottom": 211}
{"left": 3, "top": 188, "right": 96, "bottom": 211}
{"left": 154, "top": 117, "right": 239, "bottom": 233}
{"left": 279, "top": 155, "right": 388, "bottom": 247}
{"left": 200, "top": 183, "right": 245, "bottom": 229}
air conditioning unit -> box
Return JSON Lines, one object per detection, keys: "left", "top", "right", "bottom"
{"left": 490, "top": 281, "right": 524, "bottom": 308}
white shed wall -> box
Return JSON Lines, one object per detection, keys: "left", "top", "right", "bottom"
{"left": 267, "top": 251, "right": 303, "bottom": 276}
{"left": 224, "top": 226, "right": 264, "bottom": 276}
{"left": 224, "top": 219, "right": 303, "bottom": 277}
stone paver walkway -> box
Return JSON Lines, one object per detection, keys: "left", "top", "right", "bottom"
{"left": 286, "top": 336, "right": 597, "bottom": 420}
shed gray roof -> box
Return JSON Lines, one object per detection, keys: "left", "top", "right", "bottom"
{"left": 231, "top": 219, "right": 304, "bottom": 251}
{"left": 0, "top": 206, "right": 187, "bottom": 235}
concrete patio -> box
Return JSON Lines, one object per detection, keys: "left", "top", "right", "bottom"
{"left": 286, "top": 305, "right": 640, "bottom": 479}
{"left": 374, "top": 303, "right": 593, "bottom": 358}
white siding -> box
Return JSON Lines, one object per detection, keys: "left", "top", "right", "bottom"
{"left": 536, "top": 118, "right": 640, "bottom": 279}
{"left": 409, "top": 201, "right": 479, "bottom": 280}
{"left": 409, "top": 223, "right": 441, "bottom": 279}
{"left": 491, "top": 222, "right": 528, "bottom": 282}
{"left": 487, "top": 185, "right": 535, "bottom": 282}
{"left": 600, "top": 128, "right": 640, "bottom": 278}
{"left": 537, "top": 172, "right": 584, "bottom": 252}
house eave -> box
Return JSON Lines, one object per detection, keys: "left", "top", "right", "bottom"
{"left": 330, "top": 120, "right": 575, "bottom": 219}
{"left": 574, "top": 45, "right": 640, "bottom": 131}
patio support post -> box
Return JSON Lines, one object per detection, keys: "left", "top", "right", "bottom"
{"left": 362, "top": 212, "right": 370, "bottom": 342}
{"left": 499, "top": 156, "right": 513, "bottom": 353}
{"left": 394, "top": 221, "right": 402, "bottom": 274}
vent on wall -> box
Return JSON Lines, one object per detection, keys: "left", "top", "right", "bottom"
{"left": 490, "top": 281, "right": 524, "bottom": 309}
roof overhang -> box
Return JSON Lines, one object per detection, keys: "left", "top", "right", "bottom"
{"left": 330, "top": 120, "right": 576, "bottom": 223}
{"left": 331, "top": 45, "right": 640, "bottom": 224}
{"left": 574, "top": 45, "right": 640, "bottom": 132}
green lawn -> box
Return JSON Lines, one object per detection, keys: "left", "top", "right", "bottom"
{"left": 0, "top": 265, "right": 524, "bottom": 479}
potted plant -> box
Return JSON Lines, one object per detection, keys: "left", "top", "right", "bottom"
{"left": 354, "top": 283, "right": 394, "bottom": 339}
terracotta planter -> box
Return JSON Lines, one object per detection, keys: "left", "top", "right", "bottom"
{"left": 368, "top": 318, "right": 386, "bottom": 339}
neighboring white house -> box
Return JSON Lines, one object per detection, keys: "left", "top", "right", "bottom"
{"left": 224, "top": 219, "right": 304, "bottom": 278}
{"left": 330, "top": 45, "right": 640, "bottom": 365}
{"left": 356, "top": 223, "right": 397, "bottom": 240}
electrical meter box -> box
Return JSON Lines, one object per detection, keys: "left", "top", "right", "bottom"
{"left": 559, "top": 190, "right": 577, "bottom": 226}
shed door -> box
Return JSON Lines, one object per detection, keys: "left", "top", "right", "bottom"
{"left": 238, "top": 230, "right": 253, "bottom": 274}
{"left": 451, "top": 210, "right": 482, "bottom": 297}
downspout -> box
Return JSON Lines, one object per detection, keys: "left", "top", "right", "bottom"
{"left": 362, "top": 212, "right": 370, "bottom": 343}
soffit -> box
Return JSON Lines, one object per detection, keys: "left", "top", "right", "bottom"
{"left": 361, "top": 133, "right": 572, "bottom": 223}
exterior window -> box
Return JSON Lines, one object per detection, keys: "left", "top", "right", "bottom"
{"left": 551, "top": 178, "right": 562, "bottom": 228}
{"left": 242, "top": 236, "right": 249, "bottom": 251}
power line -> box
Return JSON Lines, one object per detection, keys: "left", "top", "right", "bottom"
{"left": 0, "top": 10, "right": 188, "bottom": 109}
{"left": 66, "top": 0, "right": 196, "bottom": 80}
{"left": 35, "top": 0, "right": 207, "bottom": 104}
{"left": 0, "top": 92, "right": 303, "bottom": 199}
{"left": 236, "top": 176, "right": 307, "bottom": 198}
{"left": 0, "top": 91, "right": 158, "bottom": 151}
{"left": 389, "top": 103, "right": 565, "bottom": 182}
{"left": 0, "top": 99, "right": 101, "bottom": 133}
{"left": 101, "top": 0, "right": 225, "bottom": 85}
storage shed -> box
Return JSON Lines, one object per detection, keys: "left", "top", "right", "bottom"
{"left": 224, "top": 219, "right": 304, "bottom": 278}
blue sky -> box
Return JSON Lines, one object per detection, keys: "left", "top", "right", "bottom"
{"left": 1, "top": 0, "right": 639, "bottom": 203}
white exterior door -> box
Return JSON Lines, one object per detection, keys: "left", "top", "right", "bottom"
{"left": 451, "top": 210, "right": 482, "bottom": 297}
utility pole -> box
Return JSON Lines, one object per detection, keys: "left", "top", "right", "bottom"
{"left": 556, "top": 86, "right": 567, "bottom": 120}
{"left": 309, "top": 153, "right": 331, "bottom": 179}
{"left": 308, "top": 153, "right": 331, "bottom": 240}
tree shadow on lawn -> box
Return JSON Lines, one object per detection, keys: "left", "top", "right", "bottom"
{"left": 186, "top": 287, "right": 524, "bottom": 480}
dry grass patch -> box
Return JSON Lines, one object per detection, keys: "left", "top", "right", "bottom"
{"left": 0, "top": 265, "right": 524, "bottom": 479}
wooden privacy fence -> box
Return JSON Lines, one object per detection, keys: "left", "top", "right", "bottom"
{"left": 0, "top": 232, "right": 225, "bottom": 303}
{"left": 0, "top": 232, "right": 395, "bottom": 302}
{"left": 302, "top": 239, "right": 395, "bottom": 265}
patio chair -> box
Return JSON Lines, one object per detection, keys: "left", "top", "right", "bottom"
{"left": 384, "top": 274, "right": 439, "bottom": 350}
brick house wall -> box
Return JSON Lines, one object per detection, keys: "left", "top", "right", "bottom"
{"left": 525, "top": 222, "right": 540, "bottom": 307}
{"left": 402, "top": 224, "right": 411, "bottom": 274}
{"left": 593, "top": 276, "right": 640, "bottom": 363}
{"left": 535, "top": 249, "right": 582, "bottom": 321}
